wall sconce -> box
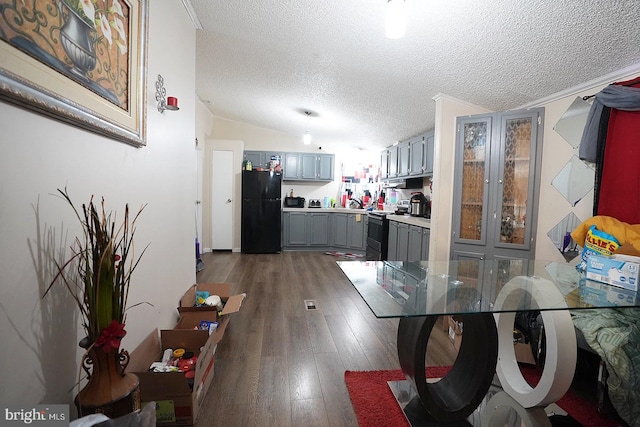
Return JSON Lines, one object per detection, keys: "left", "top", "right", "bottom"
{"left": 155, "top": 74, "right": 179, "bottom": 113}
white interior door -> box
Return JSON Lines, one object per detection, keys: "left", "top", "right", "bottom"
{"left": 195, "top": 145, "right": 204, "bottom": 251}
{"left": 212, "top": 150, "right": 234, "bottom": 250}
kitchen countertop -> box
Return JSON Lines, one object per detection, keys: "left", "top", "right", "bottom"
{"left": 386, "top": 214, "right": 431, "bottom": 228}
{"left": 281, "top": 207, "right": 431, "bottom": 228}
{"left": 282, "top": 207, "right": 368, "bottom": 214}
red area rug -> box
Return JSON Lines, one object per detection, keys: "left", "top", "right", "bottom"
{"left": 345, "top": 365, "right": 620, "bottom": 427}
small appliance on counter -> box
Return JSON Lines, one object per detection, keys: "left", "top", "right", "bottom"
{"left": 284, "top": 196, "right": 305, "bottom": 208}
{"left": 349, "top": 198, "right": 364, "bottom": 209}
{"left": 409, "top": 192, "right": 430, "bottom": 217}
{"left": 308, "top": 199, "right": 322, "bottom": 208}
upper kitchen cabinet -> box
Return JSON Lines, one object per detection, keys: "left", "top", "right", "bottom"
{"left": 397, "top": 141, "right": 411, "bottom": 176}
{"left": 283, "top": 152, "right": 335, "bottom": 181}
{"left": 387, "top": 145, "right": 399, "bottom": 178}
{"left": 381, "top": 130, "right": 434, "bottom": 180}
{"left": 243, "top": 151, "right": 284, "bottom": 169}
{"left": 451, "top": 108, "right": 544, "bottom": 260}
{"left": 380, "top": 149, "right": 390, "bottom": 180}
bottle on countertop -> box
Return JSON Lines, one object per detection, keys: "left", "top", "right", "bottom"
{"left": 290, "top": 189, "right": 294, "bottom": 197}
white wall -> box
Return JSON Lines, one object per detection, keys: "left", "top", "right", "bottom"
{"left": 534, "top": 70, "right": 640, "bottom": 261}
{"left": 0, "top": 1, "right": 197, "bottom": 411}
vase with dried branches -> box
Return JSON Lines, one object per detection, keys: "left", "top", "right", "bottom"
{"left": 44, "top": 188, "right": 148, "bottom": 418}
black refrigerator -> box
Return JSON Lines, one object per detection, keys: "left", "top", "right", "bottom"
{"left": 241, "top": 170, "right": 282, "bottom": 253}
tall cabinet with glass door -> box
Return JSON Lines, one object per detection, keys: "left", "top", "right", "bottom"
{"left": 451, "top": 108, "right": 544, "bottom": 261}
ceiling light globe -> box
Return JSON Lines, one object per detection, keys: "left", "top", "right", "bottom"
{"left": 303, "top": 131, "right": 312, "bottom": 145}
{"left": 385, "top": 0, "right": 406, "bottom": 39}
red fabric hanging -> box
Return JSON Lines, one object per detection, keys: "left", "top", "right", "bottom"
{"left": 596, "top": 76, "right": 640, "bottom": 224}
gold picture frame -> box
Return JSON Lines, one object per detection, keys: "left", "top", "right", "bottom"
{"left": 0, "top": 0, "right": 148, "bottom": 147}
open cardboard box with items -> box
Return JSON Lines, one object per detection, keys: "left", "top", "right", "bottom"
{"left": 126, "top": 283, "right": 245, "bottom": 426}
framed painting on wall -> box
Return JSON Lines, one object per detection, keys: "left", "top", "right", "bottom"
{"left": 0, "top": 0, "right": 148, "bottom": 147}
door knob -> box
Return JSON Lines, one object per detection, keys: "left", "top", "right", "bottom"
{"left": 226, "top": 199, "right": 232, "bottom": 203}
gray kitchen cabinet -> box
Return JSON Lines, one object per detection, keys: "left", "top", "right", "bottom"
{"left": 388, "top": 145, "right": 398, "bottom": 178}
{"left": 317, "top": 154, "right": 334, "bottom": 180}
{"left": 408, "top": 225, "right": 423, "bottom": 261}
{"left": 333, "top": 213, "right": 348, "bottom": 247}
{"left": 243, "top": 151, "right": 284, "bottom": 169}
{"left": 301, "top": 153, "right": 318, "bottom": 179}
{"left": 283, "top": 153, "right": 335, "bottom": 181}
{"left": 334, "top": 213, "right": 367, "bottom": 250}
{"left": 409, "top": 136, "right": 425, "bottom": 177}
{"left": 382, "top": 130, "right": 434, "bottom": 180}
{"left": 380, "top": 149, "right": 389, "bottom": 180}
{"left": 284, "top": 153, "right": 301, "bottom": 180}
{"left": 388, "top": 220, "right": 430, "bottom": 261}
{"left": 396, "top": 223, "right": 409, "bottom": 261}
{"left": 421, "top": 227, "right": 430, "bottom": 260}
{"left": 398, "top": 141, "right": 411, "bottom": 177}
{"left": 284, "top": 212, "right": 308, "bottom": 246}
{"left": 347, "top": 213, "right": 367, "bottom": 250}
{"left": 309, "top": 213, "right": 329, "bottom": 246}
{"left": 451, "top": 108, "right": 544, "bottom": 260}
{"left": 424, "top": 132, "right": 434, "bottom": 175}
{"left": 388, "top": 221, "right": 399, "bottom": 260}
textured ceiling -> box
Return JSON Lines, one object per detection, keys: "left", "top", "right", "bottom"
{"left": 191, "top": 0, "right": 640, "bottom": 151}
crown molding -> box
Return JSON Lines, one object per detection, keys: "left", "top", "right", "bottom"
{"left": 517, "top": 63, "right": 640, "bottom": 109}
{"left": 181, "top": 0, "right": 203, "bottom": 30}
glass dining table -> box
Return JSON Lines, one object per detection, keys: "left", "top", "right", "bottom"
{"left": 336, "top": 258, "right": 640, "bottom": 425}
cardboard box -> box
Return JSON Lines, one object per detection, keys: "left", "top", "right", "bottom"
{"left": 125, "top": 285, "right": 245, "bottom": 426}
{"left": 126, "top": 329, "right": 217, "bottom": 426}
{"left": 580, "top": 279, "right": 637, "bottom": 306}
{"left": 178, "top": 283, "right": 246, "bottom": 314}
{"left": 514, "top": 342, "right": 536, "bottom": 365}
{"left": 447, "top": 316, "right": 462, "bottom": 351}
{"left": 585, "top": 254, "right": 639, "bottom": 291}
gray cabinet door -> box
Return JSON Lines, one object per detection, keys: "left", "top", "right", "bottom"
{"left": 348, "top": 213, "right": 366, "bottom": 250}
{"left": 396, "top": 223, "right": 409, "bottom": 261}
{"left": 244, "top": 151, "right": 263, "bottom": 168}
{"left": 334, "top": 213, "right": 348, "bottom": 247}
{"left": 421, "top": 228, "right": 430, "bottom": 260}
{"left": 284, "top": 153, "right": 300, "bottom": 180}
{"left": 409, "top": 137, "right": 425, "bottom": 176}
{"left": 286, "top": 212, "right": 308, "bottom": 246}
{"left": 309, "top": 213, "right": 329, "bottom": 245}
{"left": 424, "top": 133, "right": 434, "bottom": 175}
{"left": 318, "top": 154, "right": 334, "bottom": 180}
{"left": 408, "top": 225, "right": 423, "bottom": 261}
{"left": 388, "top": 146, "right": 398, "bottom": 178}
{"left": 381, "top": 150, "right": 389, "bottom": 180}
{"left": 398, "top": 141, "right": 410, "bottom": 177}
{"left": 388, "top": 221, "right": 398, "bottom": 260}
{"left": 301, "top": 153, "right": 317, "bottom": 179}
{"left": 451, "top": 108, "right": 544, "bottom": 260}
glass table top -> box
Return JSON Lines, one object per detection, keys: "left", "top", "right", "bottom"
{"left": 336, "top": 259, "right": 640, "bottom": 318}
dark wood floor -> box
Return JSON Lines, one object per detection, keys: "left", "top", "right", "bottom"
{"left": 195, "top": 251, "right": 456, "bottom": 427}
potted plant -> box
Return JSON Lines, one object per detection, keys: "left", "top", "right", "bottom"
{"left": 44, "top": 188, "right": 148, "bottom": 418}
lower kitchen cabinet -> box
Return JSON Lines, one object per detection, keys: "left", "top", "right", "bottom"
{"left": 283, "top": 211, "right": 366, "bottom": 252}
{"left": 334, "top": 213, "right": 367, "bottom": 251}
{"left": 388, "top": 221, "right": 430, "bottom": 261}
{"left": 284, "top": 211, "right": 309, "bottom": 246}
{"left": 396, "top": 223, "right": 410, "bottom": 261}
{"left": 309, "top": 213, "right": 329, "bottom": 245}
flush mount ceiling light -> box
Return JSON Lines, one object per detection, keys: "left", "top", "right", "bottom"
{"left": 385, "top": 0, "right": 406, "bottom": 39}
{"left": 303, "top": 111, "right": 312, "bottom": 145}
